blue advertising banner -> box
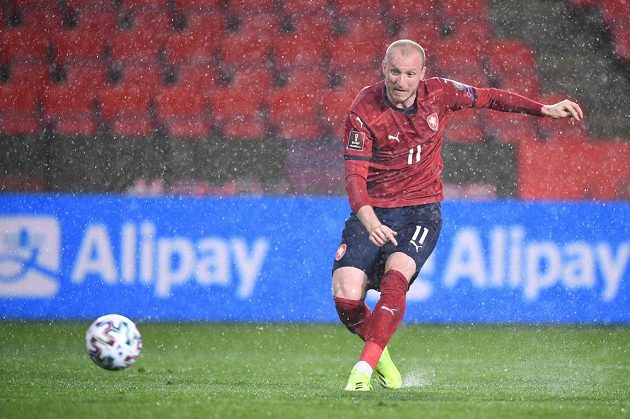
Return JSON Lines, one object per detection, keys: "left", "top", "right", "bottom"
{"left": 0, "top": 195, "right": 628, "bottom": 324}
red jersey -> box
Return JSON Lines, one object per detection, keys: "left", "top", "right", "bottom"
{"left": 343, "top": 77, "right": 544, "bottom": 210}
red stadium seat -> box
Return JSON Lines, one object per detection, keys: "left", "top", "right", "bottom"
{"left": 63, "top": 64, "right": 109, "bottom": 91}
{"left": 218, "top": 31, "right": 273, "bottom": 69}
{"left": 109, "top": 30, "right": 165, "bottom": 66}
{"left": 434, "top": 39, "right": 483, "bottom": 75}
{"left": 72, "top": 9, "right": 118, "bottom": 39}
{"left": 172, "top": 0, "right": 222, "bottom": 12}
{"left": 441, "top": 0, "right": 488, "bottom": 21}
{"left": 235, "top": 13, "right": 281, "bottom": 43}
{"left": 281, "top": 0, "right": 329, "bottom": 16}
{"left": 388, "top": 0, "right": 436, "bottom": 22}
{"left": 600, "top": 0, "right": 630, "bottom": 28}
{"left": 155, "top": 84, "right": 209, "bottom": 138}
{"left": 120, "top": 65, "right": 164, "bottom": 92}
{"left": 0, "top": 82, "right": 41, "bottom": 135}
{"left": 0, "top": 28, "right": 50, "bottom": 63}
{"left": 482, "top": 109, "right": 537, "bottom": 145}
{"left": 118, "top": 0, "right": 169, "bottom": 12}
{"left": 53, "top": 30, "right": 106, "bottom": 65}
{"left": 165, "top": 31, "right": 218, "bottom": 67}
{"left": 329, "top": 18, "right": 387, "bottom": 70}
{"left": 268, "top": 86, "right": 322, "bottom": 140}
{"left": 443, "top": 110, "right": 483, "bottom": 143}
{"left": 209, "top": 86, "right": 267, "bottom": 140}
{"left": 613, "top": 22, "right": 630, "bottom": 61}
{"left": 64, "top": 0, "right": 114, "bottom": 11}
{"left": 485, "top": 39, "right": 538, "bottom": 80}
{"left": 446, "top": 17, "right": 494, "bottom": 47}
{"left": 333, "top": 0, "right": 381, "bottom": 17}
{"left": 396, "top": 18, "right": 441, "bottom": 52}
{"left": 6, "top": 62, "right": 51, "bottom": 90}
{"left": 11, "top": 8, "right": 63, "bottom": 35}
{"left": 321, "top": 88, "right": 354, "bottom": 138}
{"left": 176, "top": 64, "right": 219, "bottom": 94}
{"left": 226, "top": 0, "right": 277, "bottom": 14}
{"left": 43, "top": 82, "right": 99, "bottom": 135}
{"left": 498, "top": 74, "right": 540, "bottom": 100}
{"left": 98, "top": 83, "right": 154, "bottom": 137}
{"left": 273, "top": 33, "right": 329, "bottom": 69}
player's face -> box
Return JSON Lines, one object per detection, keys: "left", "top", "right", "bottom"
{"left": 382, "top": 48, "right": 425, "bottom": 109}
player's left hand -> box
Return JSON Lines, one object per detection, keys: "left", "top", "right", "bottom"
{"left": 542, "top": 100, "right": 584, "bottom": 121}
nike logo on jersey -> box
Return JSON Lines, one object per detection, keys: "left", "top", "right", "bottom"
{"left": 380, "top": 306, "right": 398, "bottom": 316}
{"left": 387, "top": 132, "right": 400, "bottom": 142}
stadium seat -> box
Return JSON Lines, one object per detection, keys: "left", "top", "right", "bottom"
{"left": 485, "top": 39, "right": 538, "bottom": 80}
{"left": 267, "top": 71, "right": 327, "bottom": 140}
{"left": 63, "top": 64, "right": 109, "bottom": 91}
{"left": 68, "top": 10, "right": 118, "bottom": 42}
{"left": 446, "top": 17, "right": 494, "bottom": 47}
{"left": 281, "top": 0, "right": 329, "bottom": 16}
{"left": 155, "top": 84, "right": 209, "bottom": 138}
{"left": 0, "top": 82, "right": 41, "bottom": 135}
{"left": 600, "top": 0, "right": 630, "bottom": 28}
{"left": 333, "top": 0, "right": 381, "bottom": 17}
{"left": 442, "top": 110, "right": 483, "bottom": 143}
{"left": 98, "top": 82, "right": 154, "bottom": 137}
{"left": 64, "top": 0, "right": 114, "bottom": 11}
{"left": 117, "top": 0, "right": 169, "bottom": 12}
{"left": 434, "top": 39, "right": 484, "bottom": 76}
{"left": 109, "top": 31, "right": 165, "bottom": 66}
{"left": 226, "top": 0, "right": 277, "bottom": 14}
{"left": 209, "top": 85, "right": 267, "bottom": 140}
{"left": 321, "top": 88, "right": 353, "bottom": 138}
{"left": 219, "top": 31, "right": 273, "bottom": 69}
{"left": 43, "top": 81, "right": 100, "bottom": 135}
{"left": 395, "top": 18, "right": 441, "bottom": 52}
{"left": 6, "top": 62, "right": 51, "bottom": 89}
{"left": 498, "top": 74, "right": 541, "bottom": 100}
{"left": 388, "top": 0, "right": 436, "bottom": 22}
{"left": 121, "top": 65, "right": 164, "bottom": 91}
{"left": 53, "top": 30, "right": 106, "bottom": 66}
{"left": 9, "top": 8, "right": 63, "bottom": 35}
{"left": 612, "top": 22, "right": 630, "bottom": 61}
{"left": 172, "top": 0, "right": 222, "bottom": 12}
{"left": 273, "top": 33, "right": 328, "bottom": 70}
{"left": 0, "top": 28, "right": 50, "bottom": 63}
{"left": 165, "top": 31, "right": 218, "bottom": 67}
{"left": 482, "top": 109, "right": 537, "bottom": 145}
{"left": 441, "top": 0, "right": 489, "bottom": 21}
{"left": 234, "top": 13, "right": 280, "bottom": 43}
{"left": 329, "top": 18, "right": 387, "bottom": 70}
{"left": 176, "top": 64, "right": 219, "bottom": 94}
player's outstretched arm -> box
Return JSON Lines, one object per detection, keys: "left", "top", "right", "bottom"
{"left": 541, "top": 99, "right": 584, "bottom": 121}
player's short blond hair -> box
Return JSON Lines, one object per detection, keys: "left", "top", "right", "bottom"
{"left": 384, "top": 39, "right": 426, "bottom": 68}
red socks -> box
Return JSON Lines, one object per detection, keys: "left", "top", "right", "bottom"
{"left": 334, "top": 296, "right": 372, "bottom": 340}
{"left": 361, "top": 269, "right": 408, "bottom": 368}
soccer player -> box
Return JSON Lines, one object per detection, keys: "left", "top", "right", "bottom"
{"left": 332, "top": 39, "right": 583, "bottom": 391}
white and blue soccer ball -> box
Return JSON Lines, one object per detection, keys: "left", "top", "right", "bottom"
{"left": 85, "top": 314, "right": 142, "bottom": 371}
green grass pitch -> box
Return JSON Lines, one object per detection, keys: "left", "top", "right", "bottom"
{"left": 0, "top": 322, "right": 628, "bottom": 419}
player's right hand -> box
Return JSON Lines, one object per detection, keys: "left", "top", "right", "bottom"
{"left": 369, "top": 224, "right": 398, "bottom": 247}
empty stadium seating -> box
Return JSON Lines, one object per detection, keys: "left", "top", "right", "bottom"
{"left": 0, "top": 0, "right": 628, "bottom": 199}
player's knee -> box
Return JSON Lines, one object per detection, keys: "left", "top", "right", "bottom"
{"left": 332, "top": 267, "right": 367, "bottom": 300}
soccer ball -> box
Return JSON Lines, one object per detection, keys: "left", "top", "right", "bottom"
{"left": 85, "top": 314, "right": 142, "bottom": 371}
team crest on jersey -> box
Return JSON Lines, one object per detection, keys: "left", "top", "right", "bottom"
{"left": 335, "top": 244, "right": 347, "bottom": 261}
{"left": 427, "top": 113, "right": 439, "bottom": 131}
{"left": 347, "top": 131, "right": 365, "bottom": 151}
